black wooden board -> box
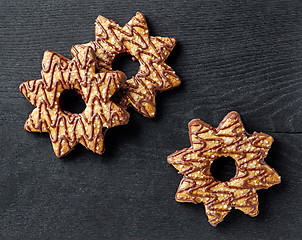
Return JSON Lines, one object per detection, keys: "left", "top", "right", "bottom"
{"left": 0, "top": 0, "right": 301, "bottom": 239}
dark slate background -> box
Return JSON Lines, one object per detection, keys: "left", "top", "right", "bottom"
{"left": 1, "top": 0, "right": 301, "bottom": 239}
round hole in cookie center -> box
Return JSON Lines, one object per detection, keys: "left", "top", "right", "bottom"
{"left": 112, "top": 53, "right": 140, "bottom": 79}
{"left": 210, "top": 157, "right": 237, "bottom": 182}
{"left": 59, "top": 89, "right": 86, "bottom": 114}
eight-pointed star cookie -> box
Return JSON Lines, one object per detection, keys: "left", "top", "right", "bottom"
{"left": 71, "top": 12, "right": 181, "bottom": 118}
{"left": 20, "top": 47, "right": 129, "bottom": 157}
{"left": 167, "top": 111, "right": 281, "bottom": 226}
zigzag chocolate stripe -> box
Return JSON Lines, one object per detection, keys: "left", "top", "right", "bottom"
{"left": 168, "top": 112, "right": 281, "bottom": 226}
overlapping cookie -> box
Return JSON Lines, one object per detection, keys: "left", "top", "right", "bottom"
{"left": 20, "top": 47, "right": 129, "bottom": 157}
{"left": 167, "top": 111, "right": 281, "bottom": 226}
{"left": 71, "top": 12, "right": 181, "bottom": 118}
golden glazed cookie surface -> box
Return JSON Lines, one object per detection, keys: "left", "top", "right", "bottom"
{"left": 167, "top": 111, "right": 281, "bottom": 226}
{"left": 20, "top": 47, "right": 129, "bottom": 157}
{"left": 71, "top": 12, "right": 181, "bottom": 118}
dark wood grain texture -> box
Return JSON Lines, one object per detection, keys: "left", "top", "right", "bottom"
{"left": 0, "top": 0, "right": 301, "bottom": 239}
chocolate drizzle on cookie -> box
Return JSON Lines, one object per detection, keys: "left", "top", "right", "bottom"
{"left": 167, "top": 111, "right": 281, "bottom": 226}
{"left": 71, "top": 12, "right": 181, "bottom": 118}
{"left": 20, "top": 47, "right": 129, "bottom": 157}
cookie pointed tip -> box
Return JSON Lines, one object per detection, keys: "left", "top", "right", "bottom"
{"left": 97, "top": 14, "right": 107, "bottom": 20}
{"left": 54, "top": 148, "right": 72, "bottom": 158}
{"left": 24, "top": 119, "right": 34, "bottom": 132}
{"left": 148, "top": 111, "right": 156, "bottom": 118}
{"left": 167, "top": 155, "right": 173, "bottom": 164}
{"left": 170, "top": 37, "right": 177, "bottom": 45}
{"left": 42, "top": 50, "right": 55, "bottom": 59}
{"left": 24, "top": 123, "right": 30, "bottom": 132}
{"left": 209, "top": 221, "right": 219, "bottom": 227}
{"left": 249, "top": 210, "right": 259, "bottom": 217}
{"left": 217, "top": 111, "right": 244, "bottom": 131}
{"left": 136, "top": 11, "right": 144, "bottom": 17}
{"left": 276, "top": 174, "right": 282, "bottom": 184}
{"left": 225, "top": 111, "right": 240, "bottom": 119}
{"left": 188, "top": 118, "right": 201, "bottom": 126}
{"left": 219, "top": 111, "right": 242, "bottom": 125}
{"left": 188, "top": 119, "right": 211, "bottom": 128}
{"left": 19, "top": 82, "right": 24, "bottom": 92}
{"left": 93, "top": 146, "right": 106, "bottom": 155}
{"left": 135, "top": 12, "right": 146, "bottom": 21}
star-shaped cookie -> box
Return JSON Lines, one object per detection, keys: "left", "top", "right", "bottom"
{"left": 20, "top": 47, "right": 129, "bottom": 157}
{"left": 167, "top": 111, "right": 281, "bottom": 226}
{"left": 71, "top": 12, "right": 181, "bottom": 118}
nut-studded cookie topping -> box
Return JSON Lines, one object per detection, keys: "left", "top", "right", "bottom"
{"left": 167, "top": 111, "right": 281, "bottom": 226}
{"left": 20, "top": 47, "right": 129, "bottom": 157}
{"left": 71, "top": 12, "right": 181, "bottom": 118}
